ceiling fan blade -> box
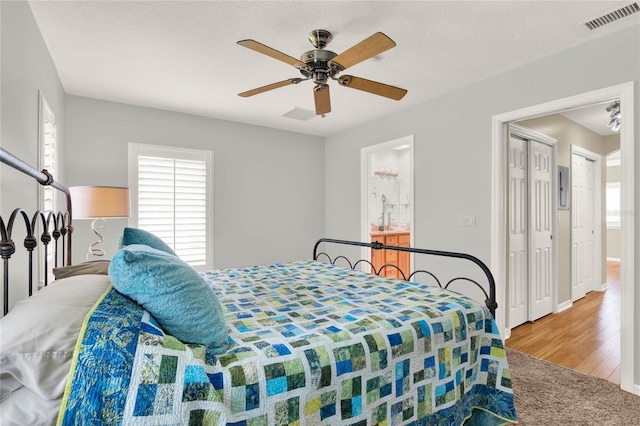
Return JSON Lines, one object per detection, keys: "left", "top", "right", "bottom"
{"left": 237, "top": 39, "right": 306, "bottom": 68}
{"left": 338, "top": 75, "right": 407, "bottom": 100}
{"left": 238, "top": 79, "right": 299, "bottom": 97}
{"left": 329, "top": 32, "right": 396, "bottom": 71}
{"left": 314, "top": 84, "right": 331, "bottom": 115}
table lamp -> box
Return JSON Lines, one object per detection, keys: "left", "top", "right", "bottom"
{"left": 69, "top": 186, "right": 130, "bottom": 260}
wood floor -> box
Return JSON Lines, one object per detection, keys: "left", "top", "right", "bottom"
{"left": 506, "top": 261, "right": 620, "bottom": 385}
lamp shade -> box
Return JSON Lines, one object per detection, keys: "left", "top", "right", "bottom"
{"left": 70, "top": 186, "right": 130, "bottom": 219}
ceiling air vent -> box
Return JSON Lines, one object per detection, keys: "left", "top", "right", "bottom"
{"left": 584, "top": 2, "right": 639, "bottom": 30}
{"left": 282, "top": 107, "right": 315, "bottom": 121}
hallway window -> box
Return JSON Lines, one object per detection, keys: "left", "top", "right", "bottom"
{"left": 606, "top": 182, "right": 621, "bottom": 229}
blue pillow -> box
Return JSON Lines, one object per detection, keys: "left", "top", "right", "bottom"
{"left": 108, "top": 244, "right": 228, "bottom": 353}
{"left": 120, "top": 227, "right": 176, "bottom": 256}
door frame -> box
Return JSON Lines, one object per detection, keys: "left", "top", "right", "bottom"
{"left": 491, "top": 82, "right": 635, "bottom": 394}
{"left": 508, "top": 123, "right": 558, "bottom": 323}
{"left": 570, "top": 145, "right": 603, "bottom": 300}
{"left": 360, "top": 135, "right": 415, "bottom": 269}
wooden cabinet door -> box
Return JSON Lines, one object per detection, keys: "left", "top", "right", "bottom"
{"left": 371, "top": 234, "right": 411, "bottom": 279}
{"left": 384, "top": 234, "right": 399, "bottom": 279}
{"left": 371, "top": 237, "right": 385, "bottom": 274}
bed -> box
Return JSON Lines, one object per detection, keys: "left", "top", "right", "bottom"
{"left": 0, "top": 147, "right": 517, "bottom": 425}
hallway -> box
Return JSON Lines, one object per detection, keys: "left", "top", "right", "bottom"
{"left": 506, "top": 261, "right": 621, "bottom": 385}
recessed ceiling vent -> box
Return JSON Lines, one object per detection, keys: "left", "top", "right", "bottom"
{"left": 282, "top": 107, "right": 315, "bottom": 121}
{"left": 584, "top": 2, "right": 639, "bottom": 30}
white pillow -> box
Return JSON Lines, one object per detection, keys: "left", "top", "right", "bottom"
{"left": 0, "top": 274, "right": 110, "bottom": 400}
{"left": 0, "top": 383, "right": 60, "bottom": 426}
{"left": 0, "top": 372, "right": 22, "bottom": 402}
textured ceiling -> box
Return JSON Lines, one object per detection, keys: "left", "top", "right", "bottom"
{"left": 28, "top": 1, "right": 638, "bottom": 137}
{"left": 561, "top": 102, "right": 619, "bottom": 137}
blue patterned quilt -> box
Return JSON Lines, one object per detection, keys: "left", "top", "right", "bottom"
{"left": 58, "top": 260, "right": 516, "bottom": 425}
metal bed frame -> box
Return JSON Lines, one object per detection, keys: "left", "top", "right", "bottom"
{"left": 0, "top": 148, "right": 73, "bottom": 316}
{"left": 313, "top": 238, "right": 498, "bottom": 317}
{"left": 1, "top": 147, "right": 497, "bottom": 320}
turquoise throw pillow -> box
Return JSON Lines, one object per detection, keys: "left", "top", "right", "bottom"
{"left": 120, "top": 227, "right": 176, "bottom": 256}
{"left": 108, "top": 244, "right": 228, "bottom": 353}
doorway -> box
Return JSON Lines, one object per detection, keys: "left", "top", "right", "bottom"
{"left": 571, "top": 146, "right": 602, "bottom": 301}
{"left": 361, "top": 135, "right": 414, "bottom": 275}
{"left": 491, "top": 82, "right": 635, "bottom": 394}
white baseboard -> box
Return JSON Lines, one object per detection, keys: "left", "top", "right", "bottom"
{"left": 503, "top": 327, "right": 511, "bottom": 340}
{"left": 606, "top": 257, "right": 621, "bottom": 262}
{"left": 635, "top": 383, "right": 640, "bottom": 397}
{"left": 556, "top": 300, "right": 573, "bottom": 313}
{"left": 596, "top": 282, "right": 608, "bottom": 292}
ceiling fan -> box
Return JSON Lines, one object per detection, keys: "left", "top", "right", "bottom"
{"left": 237, "top": 29, "right": 407, "bottom": 116}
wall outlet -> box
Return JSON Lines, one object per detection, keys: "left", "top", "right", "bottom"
{"left": 458, "top": 214, "right": 476, "bottom": 227}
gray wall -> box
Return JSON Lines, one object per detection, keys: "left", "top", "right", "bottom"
{"left": 1, "top": 1, "right": 325, "bottom": 310}
{"left": 0, "top": 1, "right": 66, "bottom": 199}
{"left": 3, "top": 0, "right": 640, "bottom": 389}
{"left": 65, "top": 96, "right": 325, "bottom": 268}
{"left": 1, "top": 1, "right": 66, "bottom": 309}
{"left": 325, "top": 24, "right": 639, "bottom": 385}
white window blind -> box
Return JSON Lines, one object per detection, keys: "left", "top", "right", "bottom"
{"left": 38, "top": 92, "right": 57, "bottom": 213}
{"left": 606, "top": 182, "right": 621, "bottom": 229}
{"left": 129, "top": 144, "right": 213, "bottom": 269}
{"left": 42, "top": 121, "right": 57, "bottom": 212}
{"left": 38, "top": 92, "right": 57, "bottom": 283}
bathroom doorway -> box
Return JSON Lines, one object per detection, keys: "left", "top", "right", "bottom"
{"left": 360, "top": 135, "right": 414, "bottom": 277}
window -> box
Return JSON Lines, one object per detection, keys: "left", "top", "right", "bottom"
{"left": 38, "top": 92, "right": 57, "bottom": 281}
{"left": 606, "top": 182, "right": 621, "bottom": 229}
{"left": 129, "top": 144, "right": 213, "bottom": 270}
{"left": 38, "top": 92, "right": 57, "bottom": 214}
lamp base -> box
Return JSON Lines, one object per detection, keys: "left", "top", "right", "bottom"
{"left": 86, "top": 218, "right": 107, "bottom": 261}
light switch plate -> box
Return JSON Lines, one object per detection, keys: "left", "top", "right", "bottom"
{"left": 458, "top": 214, "right": 476, "bottom": 227}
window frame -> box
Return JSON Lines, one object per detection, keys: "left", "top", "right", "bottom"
{"left": 128, "top": 143, "right": 214, "bottom": 270}
{"left": 37, "top": 91, "right": 57, "bottom": 283}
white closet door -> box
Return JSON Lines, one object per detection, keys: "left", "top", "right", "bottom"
{"left": 508, "top": 135, "right": 528, "bottom": 328}
{"left": 583, "top": 158, "right": 595, "bottom": 292}
{"left": 529, "top": 141, "right": 553, "bottom": 320}
{"left": 571, "top": 154, "right": 593, "bottom": 301}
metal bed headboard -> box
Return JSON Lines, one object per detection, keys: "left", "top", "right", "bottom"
{"left": 313, "top": 238, "right": 498, "bottom": 318}
{"left": 0, "top": 148, "right": 73, "bottom": 316}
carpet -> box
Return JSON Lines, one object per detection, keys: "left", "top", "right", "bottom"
{"left": 506, "top": 348, "right": 640, "bottom": 425}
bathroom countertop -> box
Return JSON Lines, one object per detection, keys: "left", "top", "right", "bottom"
{"left": 370, "top": 229, "right": 410, "bottom": 237}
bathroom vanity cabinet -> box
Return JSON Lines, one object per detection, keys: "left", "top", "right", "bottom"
{"left": 370, "top": 231, "right": 410, "bottom": 279}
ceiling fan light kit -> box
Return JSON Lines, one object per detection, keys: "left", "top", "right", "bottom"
{"left": 238, "top": 29, "right": 407, "bottom": 116}
{"left": 606, "top": 100, "right": 621, "bottom": 132}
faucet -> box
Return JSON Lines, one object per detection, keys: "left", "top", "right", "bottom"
{"left": 379, "top": 194, "right": 387, "bottom": 230}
